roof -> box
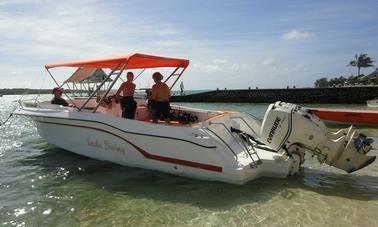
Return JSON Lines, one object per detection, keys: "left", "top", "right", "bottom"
{"left": 45, "top": 53, "right": 190, "bottom": 70}
{"left": 64, "top": 68, "right": 111, "bottom": 83}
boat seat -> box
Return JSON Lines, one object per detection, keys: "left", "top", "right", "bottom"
{"left": 142, "top": 118, "right": 198, "bottom": 127}
{"left": 135, "top": 106, "right": 150, "bottom": 121}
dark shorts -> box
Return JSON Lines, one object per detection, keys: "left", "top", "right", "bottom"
{"left": 152, "top": 101, "right": 170, "bottom": 120}
{"left": 120, "top": 96, "right": 137, "bottom": 119}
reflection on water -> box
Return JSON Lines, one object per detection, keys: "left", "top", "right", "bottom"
{"left": 1, "top": 95, "right": 378, "bottom": 226}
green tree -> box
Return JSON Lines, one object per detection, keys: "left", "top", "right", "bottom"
{"left": 329, "top": 77, "right": 339, "bottom": 87}
{"left": 338, "top": 76, "right": 347, "bottom": 85}
{"left": 348, "top": 53, "right": 375, "bottom": 76}
{"left": 347, "top": 75, "right": 357, "bottom": 85}
{"left": 315, "top": 77, "right": 329, "bottom": 87}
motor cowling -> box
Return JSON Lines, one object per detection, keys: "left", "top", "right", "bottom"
{"left": 260, "top": 101, "right": 376, "bottom": 173}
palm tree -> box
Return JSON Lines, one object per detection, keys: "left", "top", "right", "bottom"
{"left": 348, "top": 53, "right": 375, "bottom": 76}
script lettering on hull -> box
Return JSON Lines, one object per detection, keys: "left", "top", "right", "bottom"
{"left": 87, "top": 137, "right": 126, "bottom": 155}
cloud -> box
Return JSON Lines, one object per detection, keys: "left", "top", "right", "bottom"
{"left": 230, "top": 63, "right": 248, "bottom": 71}
{"left": 282, "top": 30, "right": 314, "bottom": 40}
{"left": 262, "top": 58, "right": 276, "bottom": 66}
{"left": 0, "top": 2, "right": 117, "bottom": 58}
{"left": 1, "top": 1, "right": 368, "bottom": 90}
{"left": 191, "top": 58, "right": 249, "bottom": 75}
{"left": 213, "top": 59, "right": 227, "bottom": 64}
{"left": 191, "top": 62, "right": 222, "bottom": 73}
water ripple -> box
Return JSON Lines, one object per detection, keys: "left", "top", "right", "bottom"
{"left": 0, "top": 95, "right": 378, "bottom": 226}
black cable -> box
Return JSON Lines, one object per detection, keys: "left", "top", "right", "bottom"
{"left": 230, "top": 127, "right": 265, "bottom": 145}
{"left": 0, "top": 113, "right": 14, "bottom": 126}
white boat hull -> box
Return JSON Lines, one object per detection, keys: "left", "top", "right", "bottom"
{"left": 367, "top": 99, "right": 378, "bottom": 108}
{"left": 15, "top": 105, "right": 296, "bottom": 185}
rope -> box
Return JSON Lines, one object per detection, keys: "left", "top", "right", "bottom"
{"left": 0, "top": 112, "right": 14, "bottom": 126}
{"left": 0, "top": 104, "right": 19, "bottom": 126}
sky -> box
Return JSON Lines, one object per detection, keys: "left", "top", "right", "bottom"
{"left": 0, "top": 0, "right": 378, "bottom": 90}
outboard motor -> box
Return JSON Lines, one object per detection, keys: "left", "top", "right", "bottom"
{"left": 260, "top": 102, "right": 376, "bottom": 173}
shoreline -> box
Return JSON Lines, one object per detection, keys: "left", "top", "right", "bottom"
{"left": 171, "top": 86, "right": 378, "bottom": 104}
{"left": 2, "top": 86, "right": 378, "bottom": 104}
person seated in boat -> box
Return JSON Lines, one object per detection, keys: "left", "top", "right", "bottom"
{"left": 150, "top": 72, "right": 171, "bottom": 123}
{"left": 51, "top": 87, "right": 71, "bottom": 106}
{"left": 115, "top": 72, "right": 137, "bottom": 119}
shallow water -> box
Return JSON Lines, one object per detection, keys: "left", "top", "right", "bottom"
{"left": 1, "top": 95, "right": 378, "bottom": 226}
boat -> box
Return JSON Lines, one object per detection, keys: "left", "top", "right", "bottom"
{"left": 305, "top": 107, "right": 378, "bottom": 126}
{"left": 65, "top": 67, "right": 111, "bottom": 97}
{"left": 13, "top": 53, "right": 376, "bottom": 184}
{"left": 367, "top": 99, "right": 378, "bottom": 108}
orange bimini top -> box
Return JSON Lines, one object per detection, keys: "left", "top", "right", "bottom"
{"left": 45, "top": 53, "right": 190, "bottom": 71}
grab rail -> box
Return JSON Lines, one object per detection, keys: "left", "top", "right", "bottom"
{"left": 206, "top": 121, "right": 255, "bottom": 162}
{"left": 203, "top": 126, "right": 238, "bottom": 160}
{"left": 232, "top": 129, "right": 262, "bottom": 168}
{"left": 207, "top": 119, "right": 262, "bottom": 168}
{"left": 208, "top": 121, "right": 246, "bottom": 152}
{"left": 229, "top": 116, "right": 258, "bottom": 136}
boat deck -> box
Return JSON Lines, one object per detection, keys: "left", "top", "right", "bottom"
{"left": 34, "top": 99, "right": 225, "bottom": 128}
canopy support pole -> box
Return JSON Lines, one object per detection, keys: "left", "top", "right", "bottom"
{"left": 169, "top": 67, "right": 187, "bottom": 90}
{"left": 46, "top": 68, "right": 60, "bottom": 87}
{"left": 164, "top": 67, "right": 179, "bottom": 84}
{"left": 72, "top": 83, "right": 79, "bottom": 97}
{"left": 65, "top": 83, "right": 73, "bottom": 93}
{"left": 133, "top": 68, "right": 146, "bottom": 82}
{"left": 46, "top": 68, "right": 75, "bottom": 105}
{"left": 92, "top": 63, "right": 128, "bottom": 113}
{"left": 78, "top": 63, "right": 122, "bottom": 111}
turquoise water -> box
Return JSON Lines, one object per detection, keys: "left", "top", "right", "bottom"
{"left": 1, "top": 95, "right": 378, "bottom": 226}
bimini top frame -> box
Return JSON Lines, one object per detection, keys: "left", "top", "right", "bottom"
{"left": 45, "top": 53, "right": 189, "bottom": 70}
{"left": 44, "top": 53, "right": 190, "bottom": 113}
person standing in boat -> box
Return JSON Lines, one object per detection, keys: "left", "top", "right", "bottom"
{"left": 51, "top": 87, "right": 69, "bottom": 106}
{"left": 180, "top": 81, "right": 185, "bottom": 96}
{"left": 116, "top": 72, "right": 137, "bottom": 119}
{"left": 150, "top": 72, "right": 171, "bottom": 123}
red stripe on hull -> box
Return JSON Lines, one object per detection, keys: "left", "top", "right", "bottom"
{"left": 40, "top": 121, "right": 223, "bottom": 173}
